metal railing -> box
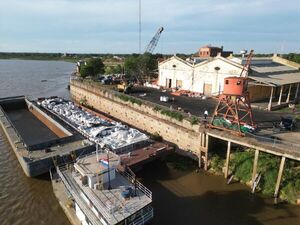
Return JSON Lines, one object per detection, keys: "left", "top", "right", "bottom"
{"left": 119, "top": 170, "right": 152, "bottom": 199}
{"left": 129, "top": 206, "right": 154, "bottom": 225}
{"left": 56, "top": 166, "right": 103, "bottom": 225}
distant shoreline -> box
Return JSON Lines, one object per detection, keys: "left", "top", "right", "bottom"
{"left": 0, "top": 56, "right": 77, "bottom": 63}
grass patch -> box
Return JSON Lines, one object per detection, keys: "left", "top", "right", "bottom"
{"left": 152, "top": 105, "right": 183, "bottom": 121}
{"left": 115, "top": 93, "right": 142, "bottom": 106}
{"left": 160, "top": 109, "right": 183, "bottom": 121}
{"left": 153, "top": 106, "right": 162, "bottom": 111}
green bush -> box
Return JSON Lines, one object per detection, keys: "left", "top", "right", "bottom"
{"left": 153, "top": 106, "right": 162, "bottom": 111}
{"left": 150, "top": 132, "right": 163, "bottom": 142}
{"left": 115, "top": 94, "right": 142, "bottom": 106}
{"left": 210, "top": 154, "right": 225, "bottom": 174}
{"left": 190, "top": 116, "right": 199, "bottom": 125}
{"left": 230, "top": 151, "right": 254, "bottom": 183}
{"left": 257, "top": 153, "right": 280, "bottom": 196}
{"left": 160, "top": 109, "right": 183, "bottom": 121}
{"left": 165, "top": 153, "right": 197, "bottom": 171}
{"left": 280, "top": 160, "right": 300, "bottom": 203}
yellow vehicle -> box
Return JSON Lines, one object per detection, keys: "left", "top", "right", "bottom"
{"left": 117, "top": 77, "right": 133, "bottom": 93}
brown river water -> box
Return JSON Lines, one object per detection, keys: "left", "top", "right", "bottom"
{"left": 0, "top": 59, "right": 300, "bottom": 225}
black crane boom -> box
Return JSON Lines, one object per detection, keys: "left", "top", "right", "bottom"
{"left": 144, "top": 27, "right": 164, "bottom": 54}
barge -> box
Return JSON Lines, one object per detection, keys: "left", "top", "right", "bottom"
{"left": 0, "top": 96, "right": 94, "bottom": 177}
{"left": 38, "top": 97, "right": 173, "bottom": 170}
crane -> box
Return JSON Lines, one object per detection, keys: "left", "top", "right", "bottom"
{"left": 209, "top": 50, "right": 255, "bottom": 136}
{"left": 144, "top": 27, "right": 164, "bottom": 54}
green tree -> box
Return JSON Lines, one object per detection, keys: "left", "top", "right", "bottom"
{"left": 80, "top": 57, "right": 105, "bottom": 78}
{"left": 124, "top": 53, "right": 158, "bottom": 81}
{"left": 104, "top": 65, "right": 123, "bottom": 75}
{"left": 80, "top": 65, "right": 94, "bottom": 78}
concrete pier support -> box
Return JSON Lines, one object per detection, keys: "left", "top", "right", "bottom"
{"left": 268, "top": 87, "right": 274, "bottom": 111}
{"left": 251, "top": 149, "right": 259, "bottom": 187}
{"left": 286, "top": 84, "right": 292, "bottom": 103}
{"left": 204, "top": 134, "right": 209, "bottom": 170}
{"left": 274, "top": 156, "right": 286, "bottom": 198}
{"left": 224, "top": 141, "right": 231, "bottom": 179}
{"left": 295, "top": 83, "right": 299, "bottom": 103}
{"left": 198, "top": 133, "right": 208, "bottom": 170}
{"left": 278, "top": 86, "right": 284, "bottom": 105}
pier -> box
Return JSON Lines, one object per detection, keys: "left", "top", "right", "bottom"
{"left": 70, "top": 79, "right": 300, "bottom": 198}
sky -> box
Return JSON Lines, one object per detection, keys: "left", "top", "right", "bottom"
{"left": 0, "top": 0, "right": 299, "bottom": 54}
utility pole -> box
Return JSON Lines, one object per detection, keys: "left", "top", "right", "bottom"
{"left": 139, "top": 0, "right": 141, "bottom": 54}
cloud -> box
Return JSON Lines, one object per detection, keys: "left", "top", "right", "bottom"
{"left": 0, "top": 0, "right": 299, "bottom": 53}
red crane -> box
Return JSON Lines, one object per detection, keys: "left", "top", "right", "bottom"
{"left": 209, "top": 50, "right": 255, "bottom": 136}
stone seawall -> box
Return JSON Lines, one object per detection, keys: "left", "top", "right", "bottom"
{"left": 70, "top": 80, "right": 208, "bottom": 157}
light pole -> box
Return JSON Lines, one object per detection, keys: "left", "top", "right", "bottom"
{"left": 139, "top": 0, "right": 141, "bottom": 54}
{"left": 107, "top": 149, "right": 112, "bottom": 190}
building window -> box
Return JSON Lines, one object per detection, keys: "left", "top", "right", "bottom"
{"left": 225, "top": 80, "right": 229, "bottom": 84}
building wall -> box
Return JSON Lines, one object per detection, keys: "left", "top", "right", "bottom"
{"left": 194, "top": 58, "right": 242, "bottom": 95}
{"left": 70, "top": 80, "right": 207, "bottom": 156}
{"left": 158, "top": 57, "right": 242, "bottom": 96}
{"left": 248, "top": 85, "right": 272, "bottom": 101}
{"left": 158, "top": 58, "right": 193, "bottom": 90}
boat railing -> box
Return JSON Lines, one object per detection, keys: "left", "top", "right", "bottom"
{"left": 76, "top": 149, "right": 121, "bottom": 165}
{"left": 128, "top": 206, "right": 154, "bottom": 225}
{"left": 56, "top": 166, "right": 104, "bottom": 225}
{"left": 119, "top": 170, "right": 152, "bottom": 200}
{"left": 58, "top": 165, "right": 124, "bottom": 223}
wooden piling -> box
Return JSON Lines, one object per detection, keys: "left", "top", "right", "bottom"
{"left": 274, "top": 156, "right": 286, "bottom": 198}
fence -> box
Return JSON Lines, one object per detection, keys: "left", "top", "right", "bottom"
{"left": 129, "top": 206, "right": 154, "bottom": 225}
{"left": 119, "top": 170, "right": 152, "bottom": 199}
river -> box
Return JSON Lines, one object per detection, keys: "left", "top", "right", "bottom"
{"left": 0, "top": 59, "right": 299, "bottom": 225}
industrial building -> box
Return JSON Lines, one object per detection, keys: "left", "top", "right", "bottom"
{"left": 158, "top": 52, "right": 300, "bottom": 110}
{"left": 198, "top": 45, "right": 233, "bottom": 58}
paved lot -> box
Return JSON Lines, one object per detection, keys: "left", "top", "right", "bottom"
{"left": 130, "top": 86, "right": 288, "bottom": 123}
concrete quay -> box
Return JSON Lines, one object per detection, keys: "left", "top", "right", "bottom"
{"left": 70, "top": 79, "right": 300, "bottom": 197}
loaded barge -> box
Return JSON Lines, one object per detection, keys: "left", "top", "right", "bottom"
{"left": 0, "top": 96, "right": 94, "bottom": 177}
